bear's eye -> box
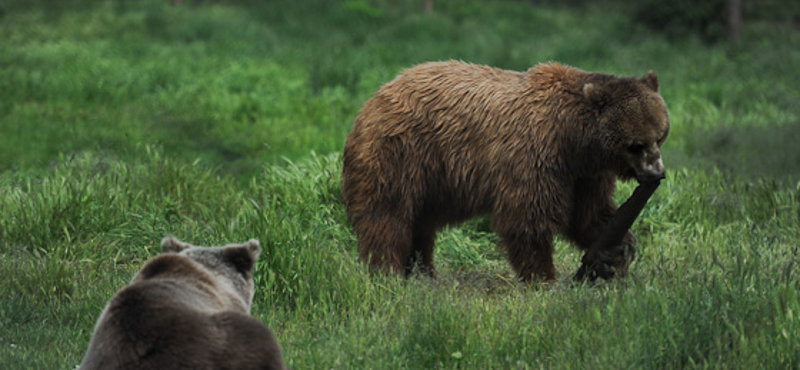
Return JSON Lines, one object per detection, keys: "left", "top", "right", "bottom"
{"left": 657, "top": 133, "right": 668, "bottom": 146}
{"left": 627, "top": 144, "right": 646, "bottom": 153}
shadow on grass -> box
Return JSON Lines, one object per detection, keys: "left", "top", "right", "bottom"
{"left": 680, "top": 122, "right": 800, "bottom": 183}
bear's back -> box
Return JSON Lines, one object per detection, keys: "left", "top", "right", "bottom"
{"left": 82, "top": 290, "right": 285, "bottom": 370}
{"left": 80, "top": 241, "right": 288, "bottom": 370}
{"left": 373, "top": 61, "right": 530, "bottom": 133}
{"left": 79, "top": 270, "right": 226, "bottom": 370}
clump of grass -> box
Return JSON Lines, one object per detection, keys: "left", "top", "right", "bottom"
{"left": 0, "top": 147, "right": 247, "bottom": 260}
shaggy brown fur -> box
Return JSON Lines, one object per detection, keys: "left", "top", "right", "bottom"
{"left": 342, "top": 61, "right": 669, "bottom": 282}
{"left": 79, "top": 238, "right": 289, "bottom": 370}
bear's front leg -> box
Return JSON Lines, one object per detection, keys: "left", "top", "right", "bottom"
{"left": 573, "top": 179, "right": 661, "bottom": 281}
{"left": 566, "top": 177, "right": 638, "bottom": 281}
{"left": 574, "top": 233, "right": 636, "bottom": 281}
{"left": 492, "top": 187, "right": 560, "bottom": 282}
{"left": 496, "top": 227, "right": 557, "bottom": 282}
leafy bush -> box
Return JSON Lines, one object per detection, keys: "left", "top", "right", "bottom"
{"left": 631, "top": 0, "right": 728, "bottom": 42}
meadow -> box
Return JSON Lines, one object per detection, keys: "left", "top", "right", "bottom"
{"left": 1, "top": 0, "right": 799, "bottom": 368}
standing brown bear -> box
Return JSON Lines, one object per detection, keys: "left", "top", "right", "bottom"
{"left": 342, "top": 61, "right": 669, "bottom": 282}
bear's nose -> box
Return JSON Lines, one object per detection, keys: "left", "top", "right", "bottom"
{"left": 637, "top": 170, "right": 666, "bottom": 184}
{"left": 636, "top": 154, "right": 665, "bottom": 184}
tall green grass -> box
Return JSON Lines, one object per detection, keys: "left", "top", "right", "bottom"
{"left": 1, "top": 0, "right": 799, "bottom": 369}
{"left": 2, "top": 0, "right": 798, "bottom": 178}
{"left": 1, "top": 150, "right": 799, "bottom": 368}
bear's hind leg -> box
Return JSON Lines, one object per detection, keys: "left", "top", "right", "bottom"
{"left": 409, "top": 223, "right": 437, "bottom": 277}
{"left": 355, "top": 213, "right": 415, "bottom": 276}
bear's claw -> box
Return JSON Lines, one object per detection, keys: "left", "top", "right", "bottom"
{"left": 573, "top": 244, "right": 636, "bottom": 282}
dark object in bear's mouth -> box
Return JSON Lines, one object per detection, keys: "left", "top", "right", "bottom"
{"left": 574, "top": 177, "right": 663, "bottom": 282}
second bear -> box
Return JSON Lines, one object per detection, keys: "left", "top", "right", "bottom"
{"left": 342, "top": 61, "right": 669, "bottom": 282}
{"left": 79, "top": 237, "right": 289, "bottom": 370}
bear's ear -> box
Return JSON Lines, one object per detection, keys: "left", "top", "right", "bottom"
{"left": 244, "top": 239, "right": 262, "bottom": 261}
{"left": 161, "top": 237, "right": 191, "bottom": 253}
{"left": 224, "top": 239, "right": 261, "bottom": 274}
{"left": 640, "top": 70, "right": 659, "bottom": 92}
{"left": 583, "top": 82, "right": 608, "bottom": 109}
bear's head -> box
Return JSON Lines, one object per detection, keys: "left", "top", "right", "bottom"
{"left": 583, "top": 71, "right": 670, "bottom": 184}
{"left": 160, "top": 237, "right": 262, "bottom": 311}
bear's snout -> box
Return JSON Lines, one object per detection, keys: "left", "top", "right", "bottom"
{"left": 637, "top": 170, "right": 666, "bottom": 184}
{"left": 635, "top": 153, "right": 665, "bottom": 184}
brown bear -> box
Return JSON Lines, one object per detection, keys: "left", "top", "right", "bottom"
{"left": 342, "top": 61, "right": 669, "bottom": 282}
{"left": 79, "top": 237, "right": 289, "bottom": 370}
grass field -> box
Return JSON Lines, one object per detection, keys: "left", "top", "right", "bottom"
{"left": 1, "top": 0, "right": 799, "bottom": 368}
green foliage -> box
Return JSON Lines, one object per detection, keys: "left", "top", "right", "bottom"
{"left": 3, "top": 149, "right": 800, "bottom": 369}
{"left": 744, "top": 0, "right": 800, "bottom": 22}
{"left": 1, "top": 0, "right": 799, "bottom": 369}
{"left": 630, "top": 0, "right": 728, "bottom": 42}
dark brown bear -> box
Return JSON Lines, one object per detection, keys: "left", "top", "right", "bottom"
{"left": 79, "top": 237, "right": 289, "bottom": 370}
{"left": 342, "top": 61, "right": 669, "bottom": 282}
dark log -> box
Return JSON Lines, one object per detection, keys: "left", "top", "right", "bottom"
{"left": 574, "top": 177, "right": 662, "bottom": 282}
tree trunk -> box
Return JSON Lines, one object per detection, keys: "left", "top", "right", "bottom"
{"left": 424, "top": 0, "right": 433, "bottom": 15}
{"left": 728, "top": 0, "right": 742, "bottom": 42}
